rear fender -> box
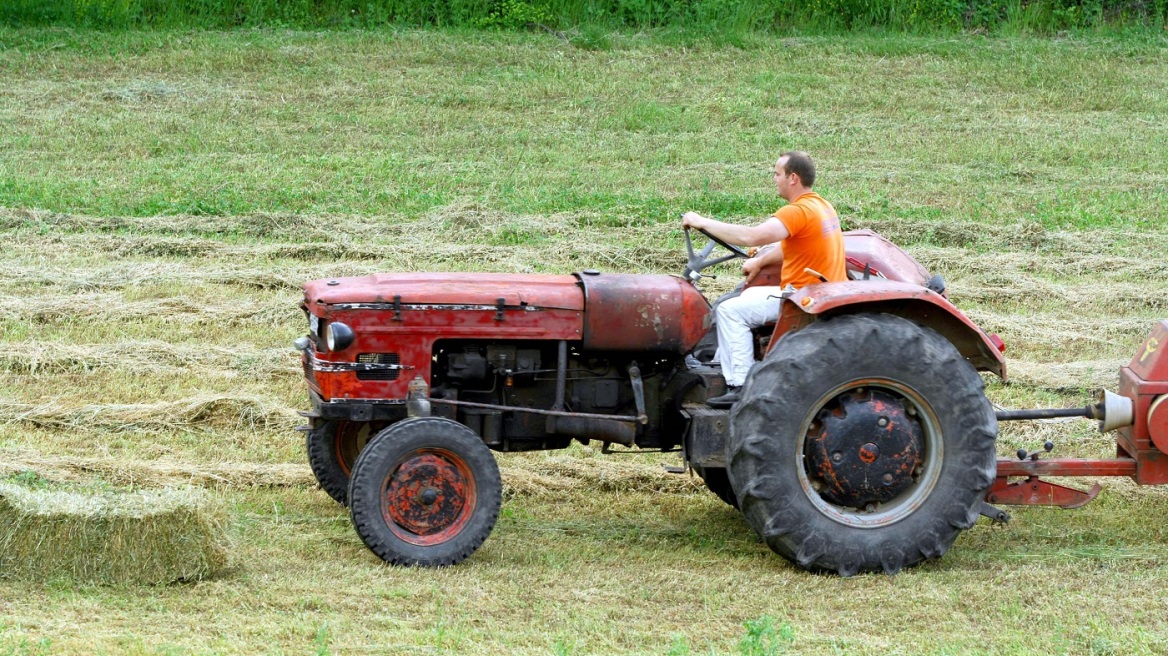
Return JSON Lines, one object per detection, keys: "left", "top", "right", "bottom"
{"left": 768, "top": 280, "right": 1006, "bottom": 379}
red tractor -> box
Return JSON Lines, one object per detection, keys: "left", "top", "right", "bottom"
{"left": 296, "top": 229, "right": 1167, "bottom": 575}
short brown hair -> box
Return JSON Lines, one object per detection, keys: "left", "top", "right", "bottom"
{"left": 779, "top": 151, "right": 816, "bottom": 187}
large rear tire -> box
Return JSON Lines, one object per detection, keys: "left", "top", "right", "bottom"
{"left": 348, "top": 417, "right": 502, "bottom": 567}
{"left": 727, "top": 313, "right": 996, "bottom": 575}
{"left": 306, "top": 419, "right": 386, "bottom": 505}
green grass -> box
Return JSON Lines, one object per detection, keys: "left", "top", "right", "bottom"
{"left": 1, "top": 28, "right": 1168, "bottom": 654}
{"left": 1, "top": 29, "right": 1166, "bottom": 229}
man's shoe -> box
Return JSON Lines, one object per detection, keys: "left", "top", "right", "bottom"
{"left": 707, "top": 386, "right": 742, "bottom": 408}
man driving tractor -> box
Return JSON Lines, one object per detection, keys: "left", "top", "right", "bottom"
{"left": 682, "top": 151, "right": 847, "bottom": 407}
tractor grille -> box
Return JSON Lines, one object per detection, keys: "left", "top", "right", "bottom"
{"left": 356, "top": 353, "right": 401, "bottom": 381}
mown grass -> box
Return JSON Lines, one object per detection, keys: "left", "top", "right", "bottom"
{"left": 1, "top": 28, "right": 1167, "bottom": 654}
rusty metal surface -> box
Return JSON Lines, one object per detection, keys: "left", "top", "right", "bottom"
{"left": 545, "top": 415, "right": 636, "bottom": 446}
{"left": 774, "top": 280, "right": 1006, "bottom": 377}
{"left": 1118, "top": 321, "right": 1168, "bottom": 463}
{"left": 682, "top": 403, "right": 730, "bottom": 468}
{"left": 305, "top": 273, "right": 584, "bottom": 310}
{"left": 303, "top": 306, "right": 583, "bottom": 402}
{"left": 383, "top": 448, "right": 476, "bottom": 546}
{"left": 1149, "top": 395, "right": 1168, "bottom": 455}
{"left": 743, "top": 230, "right": 931, "bottom": 291}
{"left": 837, "top": 230, "right": 931, "bottom": 284}
{"left": 987, "top": 476, "right": 1102, "bottom": 508}
{"left": 806, "top": 389, "right": 923, "bottom": 508}
{"left": 1119, "top": 366, "right": 1168, "bottom": 448}
{"left": 995, "top": 457, "right": 1137, "bottom": 478}
{"left": 334, "top": 420, "right": 389, "bottom": 476}
{"left": 578, "top": 273, "right": 710, "bottom": 353}
{"left": 1129, "top": 320, "right": 1168, "bottom": 382}
{"left": 1116, "top": 425, "right": 1168, "bottom": 485}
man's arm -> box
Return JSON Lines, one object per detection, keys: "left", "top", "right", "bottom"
{"left": 681, "top": 212, "right": 790, "bottom": 247}
{"left": 741, "top": 243, "right": 783, "bottom": 283}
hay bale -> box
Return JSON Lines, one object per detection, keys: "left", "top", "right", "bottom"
{"left": 0, "top": 482, "right": 229, "bottom": 585}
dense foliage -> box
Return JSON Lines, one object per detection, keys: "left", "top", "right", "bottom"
{"left": 3, "top": 0, "right": 1166, "bottom": 32}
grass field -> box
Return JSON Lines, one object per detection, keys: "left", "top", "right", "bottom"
{"left": 1, "top": 27, "right": 1168, "bottom": 655}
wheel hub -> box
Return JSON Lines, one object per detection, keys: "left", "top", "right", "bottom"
{"left": 384, "top": 453, "right": 469, "bottom": 537}
{"left": 806, "top": 388, "right": 923, "bottom": 509}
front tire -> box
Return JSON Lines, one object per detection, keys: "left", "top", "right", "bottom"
{"left": 306, "top": 420, "right": 386, "bottom": 505}
{"left": 727, "top": 313, "right": 996, "bottom": 575}
{"left": 348, "top": 417, "right": 502, "bottom": 567}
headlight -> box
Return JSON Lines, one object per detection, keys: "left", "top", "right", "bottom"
{"left": 326, "top": 322, "right": 355, "bottom": 352}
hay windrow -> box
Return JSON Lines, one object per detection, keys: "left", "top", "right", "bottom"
{"left": 915, "top": 247, "right": 1168, "bottom": 280}
{"left": 0, "top": 207, "right": 347, "bottom": 242}
{"left": 966, "top": 311, "right": 1155, "bottom": 360}
{"left": 0, "top": 482, "right": 229, "bottom": 585}
{"left": 0, "top": 292, "right": 297, "bottom": 326}
{"left": 0, "top": 452, "right": 313, "bottom": 490}
{"left": 0, "top": 449, "right": 699, "bottom": 498}
{"left": 949, "top": 281, "right": 1168, "bottom": 315}
{"left": 0, "top": 341, "right": 294, "bottom": 377}
{"left": 848, "top": 217, "right": 1165, "bottom": 254}
{"left": 0, "top": 261, "right": 302, "bottom": 292}
{"left": 4, "top": 229, "right": 677, "bottom": 274}
{"left": 0, "top": 395, "right": 300, "bottom": 434}
{"left": 1005, "top": 358, "right": 1129, "bottom": 392}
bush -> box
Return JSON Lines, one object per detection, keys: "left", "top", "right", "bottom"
{"left": 1, "top": 0, "right": 1165, "bottom": 32}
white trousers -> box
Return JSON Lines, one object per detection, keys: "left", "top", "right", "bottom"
{"left": 714, "top": 286, "right": 783, "bottom": 387}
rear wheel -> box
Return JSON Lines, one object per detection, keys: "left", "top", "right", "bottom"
{"left": 348, "top": 417, "right": 502, "bottom": 567}
{"left": 306, "top": 420, "right": 386, "bottom": 505}
{"left": 727, "top": 313, "right": 996, "bottom": 575}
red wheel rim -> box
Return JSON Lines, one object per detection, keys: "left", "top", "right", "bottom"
{"left": 334, "top": 421, "right": 384, "bottom": 476}
{"left": 382, "top": 448, "right": 477, "bottom": 546}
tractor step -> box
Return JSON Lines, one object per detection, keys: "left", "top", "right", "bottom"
{"left": 682, "top": 403, "right": 730, "bottom": 469}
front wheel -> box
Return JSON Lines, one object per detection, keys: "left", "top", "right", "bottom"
{"left": 348, "top": 417, "right": 502, "bottom": 567}
{"left": 306, "top": 419, "right": 387, "bottom": 505}
{"left": 727, "top": 313, "right": 997, "bottom": 575}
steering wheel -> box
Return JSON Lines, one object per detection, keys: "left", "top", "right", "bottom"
{"left": 682, "top": 227, "right": 750, "bottom": 282}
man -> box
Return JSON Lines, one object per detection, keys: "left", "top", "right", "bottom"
{"left": 682, "top": 151, "right": 846, "bottom": 407}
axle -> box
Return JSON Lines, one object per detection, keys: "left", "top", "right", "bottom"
{"left": 993, "top": 390, "right": 1133, "bottom": 433}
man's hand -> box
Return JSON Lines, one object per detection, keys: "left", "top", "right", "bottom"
{"left": 742, "top": 257, "right": 763, "bottom": 284}
{"left": 681, "top": 211, "right": 709, "bottom": 231}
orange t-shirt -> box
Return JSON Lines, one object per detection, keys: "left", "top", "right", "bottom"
{"left": 771, "top": 192, "right": 846, "bottom": 289}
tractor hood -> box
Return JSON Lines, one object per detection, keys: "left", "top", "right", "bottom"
{"left": 303, "top": 273, "right": 585, "bottom": 311}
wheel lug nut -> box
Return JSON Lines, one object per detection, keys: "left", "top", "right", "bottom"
{"left": 420, "top": 488, "right": 438, "bottom": 505}
{"left": 877, "top": 417, "right": 888, "bottom": 427}
{"left": 831, "top": 452, "right": 842, "bottom": 463}
{"left": 882, "top": 473, "right": 893, "bottom": 485}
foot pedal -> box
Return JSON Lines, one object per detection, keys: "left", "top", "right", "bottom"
{"left": 661, "top": 464, "right": 687, "bottom": 474}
